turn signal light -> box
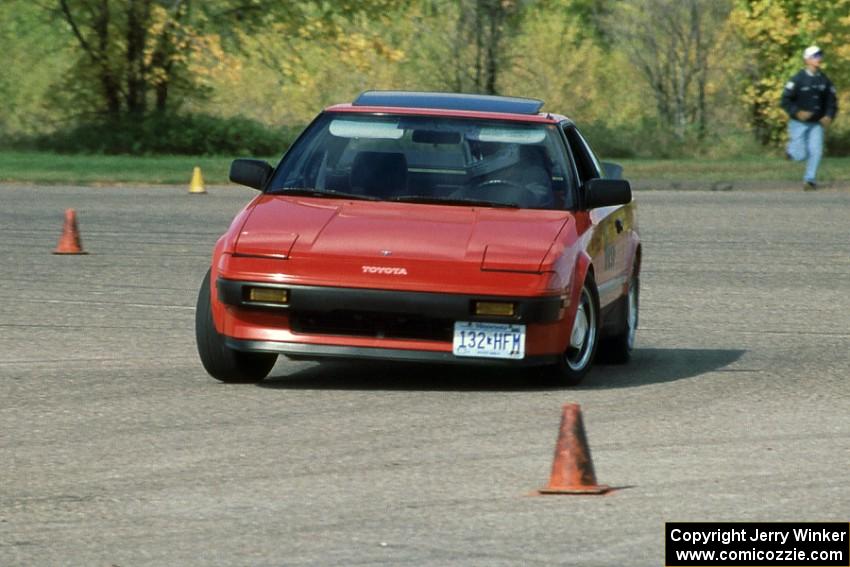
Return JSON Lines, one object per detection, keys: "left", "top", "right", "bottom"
{"left": 247, "top": 287, "right": 289, "bottom": 304}
{"left": 474, "top": 301, "right": 516, "bottom": 317}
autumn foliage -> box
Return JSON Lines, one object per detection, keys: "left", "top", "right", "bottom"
{"left": 1, "top": 0, "right": 848, "bottom": 156}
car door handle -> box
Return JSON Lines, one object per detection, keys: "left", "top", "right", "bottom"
{"left": 615, "top": 219, "right": 624, "bottom": 234}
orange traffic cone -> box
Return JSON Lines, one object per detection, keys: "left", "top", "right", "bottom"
{"left": 538, "top": 403, "right": 610, "bottom": 494}
{"left": 189, "top": 166, "right": 206, "bottom": 194}
{"left": 53, "top": 209, "right": 87, "bottom": 255}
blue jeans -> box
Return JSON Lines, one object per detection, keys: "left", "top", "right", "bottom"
{"left": 786, "top": 120, "right": 823, "bottom": 183}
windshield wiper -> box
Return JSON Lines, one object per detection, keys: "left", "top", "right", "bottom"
{"left": 277, "top": 188, "right": 379, "bottom": 201}
{"left": 389, "top": 195, "right": 519, "bottom": 208}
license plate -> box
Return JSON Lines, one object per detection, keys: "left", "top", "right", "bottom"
{"left": 452, "top": 322, "right": 526, "bottom": 360}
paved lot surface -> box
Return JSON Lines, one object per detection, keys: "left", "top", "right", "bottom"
{"left": 1, "top": 183, "right": 848, "bottom": 566}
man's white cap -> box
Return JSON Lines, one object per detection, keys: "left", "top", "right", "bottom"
{"left": 803, "top": 45, "right": 823, "bottom": 59}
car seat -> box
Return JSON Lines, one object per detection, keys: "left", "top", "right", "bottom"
{"left": 350, "top": 151, "right": 408, "bottom": 199}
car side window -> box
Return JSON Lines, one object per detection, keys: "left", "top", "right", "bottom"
{"left": 563, "top": 125, "right": 601, "bottom": 186}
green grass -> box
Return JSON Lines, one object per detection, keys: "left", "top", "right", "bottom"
{"left": 0, "top": 151, "right": 277, "bottom": 186}
{"left": 1, "top": 151, "right": 850, "bottom": 186}
{"left": 619, "top": 156, "right": 850, "bottom": 182}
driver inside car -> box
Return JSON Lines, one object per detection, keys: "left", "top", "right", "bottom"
{"left": 473, "top": 144, "right": 555, "bottom": 208}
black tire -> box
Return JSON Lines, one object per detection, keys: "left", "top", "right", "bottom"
{"left": 539, "top": 275, "right": 600, "bottom": 387}
{"left": 599, "top": 271, "right": 639, "bottom": 365}
{"left": 195, "top": 269, "right": 277, "bottom": 382}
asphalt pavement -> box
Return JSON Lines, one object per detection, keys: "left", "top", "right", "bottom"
{"left": 1, "top": 183, "right": 848, "bottom": 566}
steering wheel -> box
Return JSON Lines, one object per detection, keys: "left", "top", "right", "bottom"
{"left": 470, "top": 178, "right": 550, "bottom": 208}
{"left": 472, "top": 178, "right": 525, "bottom": 192}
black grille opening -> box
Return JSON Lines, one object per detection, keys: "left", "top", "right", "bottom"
{"left": 290, "top": 310, "right": 453, "bottom": 342}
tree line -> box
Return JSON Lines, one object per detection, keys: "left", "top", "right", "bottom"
{"left": 1, "top": 0, "right": 848, "bottom": 156}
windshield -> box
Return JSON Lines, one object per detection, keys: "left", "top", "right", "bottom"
{"left": 268, "top": 113, "right": 574, "bottom": 209}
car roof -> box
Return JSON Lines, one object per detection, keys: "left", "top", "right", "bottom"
{"left": 354, "top": 91, "right": 544, "bottom": 114}
{"left": 325, "top": 91, "right": 570, "bottom": 124}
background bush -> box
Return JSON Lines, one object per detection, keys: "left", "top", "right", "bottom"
{"left": 825, "top": 128, "right": 850, "bottom": 156}
{"left": 31, "top": 113, "right": 302, "bottom": 156}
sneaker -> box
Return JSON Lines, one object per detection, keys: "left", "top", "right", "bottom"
{"left": 804, "top": 181, "right": 817, "bottom": 191}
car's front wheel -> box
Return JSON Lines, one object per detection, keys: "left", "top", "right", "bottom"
{"left": 195, "top": 269, "right": 277, "bottom": 382}
{"left": 540, "top": 276, "right": 600, "bottom": 386}
{"left": 599, "top": 270, "right": 639, "bottom": 364}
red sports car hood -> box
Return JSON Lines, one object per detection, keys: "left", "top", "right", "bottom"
{"left": 233, "top": 195, "right": 571, "bottom": 281}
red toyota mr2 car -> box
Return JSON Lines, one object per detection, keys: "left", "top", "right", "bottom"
{"left": 196, "top": 91, "right": 640, "bottom": 385}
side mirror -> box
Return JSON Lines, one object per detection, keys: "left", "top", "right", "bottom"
{"left": 600, "top": 161, "right": 623, "bottom": 180}
{"left": 229, "top": 159, "right": 273, "bottom": 190}
{"left": 583, "top": 178, "right": 632, "bottom": 209}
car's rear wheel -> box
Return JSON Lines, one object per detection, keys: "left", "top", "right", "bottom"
{"left": 195, "top": 269, "right": 277, "bottom": 382}
{"left": 599, "top": 269, "right": 639, "bottom": 364}
{"left": 539, "top": 276, "right": 600, "bottom": 386}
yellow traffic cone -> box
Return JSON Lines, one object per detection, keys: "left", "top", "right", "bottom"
{"left": 189, "top": 166, "right": 207, "bottom": 194}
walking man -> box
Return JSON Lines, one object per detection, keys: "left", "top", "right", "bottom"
{"left": 781, "top": 45, "right": 838, "bottom": 190}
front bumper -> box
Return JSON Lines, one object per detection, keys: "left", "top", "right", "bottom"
{"left": 216, "top": 278, "right": 564, "bottom": 324}
{"left": 215, "top": 277, "right": 568, "bottom": 363}
{"left": 225, "top": 338, "right": 559, "bottom": 366}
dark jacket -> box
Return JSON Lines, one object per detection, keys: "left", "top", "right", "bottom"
{"left": 781, "top": 69, "right": 838, "bottom": 122}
